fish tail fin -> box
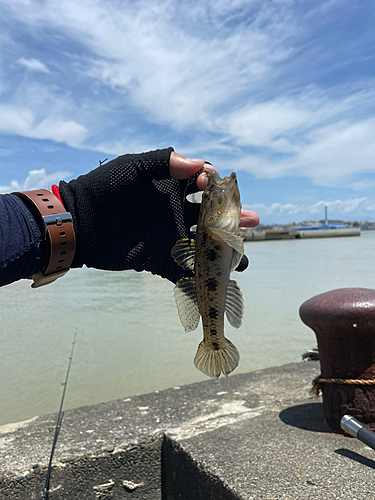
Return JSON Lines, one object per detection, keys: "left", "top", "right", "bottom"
{"left": 194, "top": 339, "right": 239, "bottom": 379}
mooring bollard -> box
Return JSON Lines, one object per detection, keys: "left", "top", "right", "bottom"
{"left": 299, "top": 288, "right": 375, "bottom": 433}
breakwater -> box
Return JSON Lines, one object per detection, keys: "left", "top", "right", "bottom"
{"left": 240, "top": 227, "right": 360, "bottom": 241}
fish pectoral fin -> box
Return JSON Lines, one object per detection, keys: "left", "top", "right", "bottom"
{"left": 230, "top": 249, "right": 243, "bottom": 272}
{"left": 194, "top": 339, "right": 239, "bottom": 379}
{"left": 173, "top": 277, "right": 200, "bottom": 332}
{"left": 171, "top": 238, "right": 195, "bottom": 271}
{"left": 208, "top": 228, "right": 244, "bottom": 255}
{"left": 225, "top": 279, "right": 244, "bottom": 328}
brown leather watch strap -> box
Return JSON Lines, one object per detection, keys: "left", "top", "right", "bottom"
{"left": 13, "top": 189, "right": 76, "bottom": 288}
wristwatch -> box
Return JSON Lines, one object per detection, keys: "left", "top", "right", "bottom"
{"left": 13, "top": 189, "right": 76, "bottom": 288}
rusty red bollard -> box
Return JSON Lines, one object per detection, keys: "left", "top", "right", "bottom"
{"left": 299, "top": 288, "right": 375, "bottom": 433}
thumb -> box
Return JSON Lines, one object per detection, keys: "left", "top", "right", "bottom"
{"left": 169, "top": 152, "right": 204, "bottom": 179}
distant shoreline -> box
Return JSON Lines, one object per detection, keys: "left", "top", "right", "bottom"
{"left": 240, "top": 227, "right": 361, "bottom": 241}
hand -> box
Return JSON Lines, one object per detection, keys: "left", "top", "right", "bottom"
{"left": 59, "top": 148, "right": 259, "bottom": 283}
{"left": 169, "top": 152, "right": 259, "bottom": 274}
{"left": 169, "top": 151, "right": 260, "bottom": 228}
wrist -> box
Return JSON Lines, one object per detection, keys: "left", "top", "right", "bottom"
{"left": 12, "top": 189, "right": 76, "bottom": 287}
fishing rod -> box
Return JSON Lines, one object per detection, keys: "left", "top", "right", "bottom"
{"left": 42, "top": 330, "right": 77, "bottom": 500}
{"left": 341, "top": 415, "right": 375, "bottom": 451}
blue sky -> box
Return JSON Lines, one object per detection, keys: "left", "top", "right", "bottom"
{"left": 0, "top": 0, "right": 375, "bottom": 224}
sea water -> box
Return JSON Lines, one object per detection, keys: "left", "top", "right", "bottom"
{"left": 1, "top": 231, "right": 374, "bottom": 425}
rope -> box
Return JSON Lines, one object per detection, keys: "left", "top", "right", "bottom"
{"left": 311, "top": 375, "right": 375, "bottom": 397}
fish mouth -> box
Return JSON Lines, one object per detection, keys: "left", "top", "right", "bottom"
{"left": 201, "top": 169, "right": 241, "bottom": 220}
{"left": 204, "top": 169, "right": 237, "bottom": 192}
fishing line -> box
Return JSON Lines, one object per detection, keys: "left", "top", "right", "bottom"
{"left": 176, "top": 168, "right": 206, "bottom": 241}
{"left": 42, "top": 329, "right": 77, "bottom": 500}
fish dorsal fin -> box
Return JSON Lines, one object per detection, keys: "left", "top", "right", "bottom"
{"left": 174, "top": 277, "right": 200, "bottom": 332}
{"left": 225, "top": 279, "right": 244, "bottom": 328}
{"left": 208, "top": 228, "right": 244, "bottom": 255}
{"left": 171, "top": 239, "right": 195, "bottom": 271}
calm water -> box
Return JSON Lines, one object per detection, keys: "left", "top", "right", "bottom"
{"left": 1, "top": 231, "right": 374, "bottom": 425}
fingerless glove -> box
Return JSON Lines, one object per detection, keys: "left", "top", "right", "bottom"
{"left": 59, "top": 147, "right": 201, "bottom": 283}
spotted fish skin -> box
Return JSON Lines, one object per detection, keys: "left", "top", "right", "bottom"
{"left": 172, "top": 170, "right": 245, "bottom": 379}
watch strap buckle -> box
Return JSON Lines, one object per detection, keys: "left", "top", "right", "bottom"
{"left": 31, "top": 269, "right": 70, "bottom": 288}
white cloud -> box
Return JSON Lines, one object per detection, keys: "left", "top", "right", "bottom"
{"left": 218, "top": 88, "right": 367, "bottom": 151}
{"left": 0, "top": 105, "right": 33, "bottom": 136}
{"left": 0, "top": 168, "right": 72, "bottom": 194}
{"left": 232, "top": 113, "right": 375, "bottom": 185}
{"left": 0, "top": 104, "right": 88, "bottom": 148}
{"left": 247, "top": 198, "right": 375, "bottom": 218}
{"left": 0, "top": 0, "right": 298, "bottom": 128}
{"left": 350, "top": 179, "right": 375, "bottom": 191}
{"left": 17, "top": 57, "right": 50, "bottom": 73}
{"left": 300, "top": 119, "right": 375, "bottom": 182}
{"left": 0, "top": 0, "right": 374, "bottom": 192}
{"left": 34, "top": 117, "right": 88, "bottom": 147}
{"left": 220, "top": 99, "right": 311, "bottom": 152}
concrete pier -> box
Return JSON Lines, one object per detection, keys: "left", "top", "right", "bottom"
{"left": 296, "top": 228, "right": 360, "bottom": 239}
{"left": 241, "top": 228, "right": 360, "bottom": 241}
{"left": 1, "top": 362, "right": 375, "bottom": 499}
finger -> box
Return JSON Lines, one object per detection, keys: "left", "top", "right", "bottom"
{"left": 169, "top": 151, "right": 204, "bottom": 179}
{"left": 196, "top": 166, "right": 220, "bottom": 190}
{"left": 240, "top": 210, "right": 260, "bottom": 228}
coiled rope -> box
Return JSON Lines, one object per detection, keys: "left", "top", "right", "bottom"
{"left": 311, "top": 375, "right": 375, "bottom": 397}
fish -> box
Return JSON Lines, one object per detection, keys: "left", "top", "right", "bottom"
{"left": 171, "top": 169, "right": 245, "bottom": 379}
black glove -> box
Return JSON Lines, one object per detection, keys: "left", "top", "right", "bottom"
{"left": 60, "top": 147, "right": 248, "bottom": 283}
{"left": 60, "top": 148, "right": 200, "bottom": 282}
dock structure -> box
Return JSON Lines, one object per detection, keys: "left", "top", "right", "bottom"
{"left": 240, "top": 227, "right": 361, "bottom": 241}
{"left": 1, "top": 362, "right": 375, "bottom": 499}
{"left": 295, "top": 227, "right": 360, "bottom": 238}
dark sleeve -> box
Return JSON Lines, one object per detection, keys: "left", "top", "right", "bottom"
{"left": 0, "top": 194, "right": 45, "bottom": 287}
